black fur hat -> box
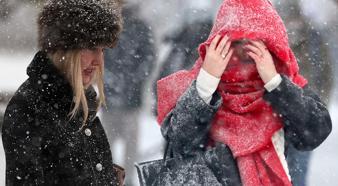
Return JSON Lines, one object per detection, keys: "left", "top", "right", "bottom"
{"left": 38, "top": 0, "right": 123, "bottom": 52}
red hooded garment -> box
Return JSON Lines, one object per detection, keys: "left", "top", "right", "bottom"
{"left": 157, "top": 0, "right": 307, "bottom": 185}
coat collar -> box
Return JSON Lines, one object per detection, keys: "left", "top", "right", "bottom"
{"left": 27, "top": 51, "right": 73, "bottom": 105}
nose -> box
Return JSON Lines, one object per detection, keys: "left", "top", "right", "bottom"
{"left": 91, "top": 55, "right": 104, "bottom": 67}
{"left": 92, "top": 59, "right": 100, "bottom": 66}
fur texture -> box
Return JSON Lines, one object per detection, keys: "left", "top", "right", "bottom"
{"left": 38, "top": 0, "right": 123, "bottom": 52}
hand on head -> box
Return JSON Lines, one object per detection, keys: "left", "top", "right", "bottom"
{"left": 245, "top": 40, "right": 278, "bottom": 84}
{"left": 203, "top": 35, "right": 234, "bottom": 78}
{"left": 203, "top": 35, "right": 278, "bottom": 83}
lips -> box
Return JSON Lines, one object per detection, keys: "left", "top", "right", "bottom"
{"left": 84, "top": 68, "right": 95, "bottom": 76}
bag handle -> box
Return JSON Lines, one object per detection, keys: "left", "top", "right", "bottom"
{"left": 162, "top": 140, "right": 173, "bottom": 165}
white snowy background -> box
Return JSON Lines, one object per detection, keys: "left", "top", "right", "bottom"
{"left": 1, "top": 0, "right": 338, "bottom": 185}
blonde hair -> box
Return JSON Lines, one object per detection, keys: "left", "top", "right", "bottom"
{"left": 49, "top": 50, "right": 106, "bottom": 128}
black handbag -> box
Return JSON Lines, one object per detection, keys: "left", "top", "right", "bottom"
{"left": 135, "top": 141, "right": 241, "bottom": 186}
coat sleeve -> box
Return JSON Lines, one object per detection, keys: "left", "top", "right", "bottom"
{"left": 1, "top": 96, "right": 45, "bottom": 185}
{"left": 160, "top": 80, "right": 222, "bottom": 157}
{"left": 263, "top": 75, "right": 332, "bottom": 151}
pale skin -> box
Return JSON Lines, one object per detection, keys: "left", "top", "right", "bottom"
{"left": 203, "top": 35, "right": 278, "bottom": 84}
{"left": 80, "top": 47, "right": 104, "bottom": 86}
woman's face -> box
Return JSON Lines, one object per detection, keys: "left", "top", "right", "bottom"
{"left": 80, "top": 47, "right": 104, "bottom": 86}
{"left": 220, "top": 39, "right": 262, "bottom": 81}
{"left": 226, "top": 39, "right": 255, "bottom": 68}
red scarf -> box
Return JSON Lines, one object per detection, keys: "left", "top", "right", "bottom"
{"left": 157, "top": 0, "right": 307, "bottom": 185}
{"left": 209, "top": 58, "right": 290, "bottom": 185}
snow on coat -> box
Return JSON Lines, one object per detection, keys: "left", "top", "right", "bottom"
{"left": 157, "top": 0, "right": 331, "bottom": 185}
{"left": 2, "top": 52, "right": 120, "bottom": 185}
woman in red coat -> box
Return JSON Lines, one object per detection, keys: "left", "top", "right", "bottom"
{"left": 157, "top": 0, "right": 332, "bottom": 185}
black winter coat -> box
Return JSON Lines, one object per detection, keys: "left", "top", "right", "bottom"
{"left": 2, "top": 52, "right": 120, "bottom": 186}
{"left": 161, "top": 76, "right": 332, "bottom": 185}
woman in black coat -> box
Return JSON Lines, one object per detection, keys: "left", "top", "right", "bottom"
{"left": 156, "top": 0, "right": 332, "bottom": 185}
{"left": 2, "top": 0, "right": 124, "bottom": 185}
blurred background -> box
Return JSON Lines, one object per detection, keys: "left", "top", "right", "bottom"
{"left": 0, "top": 0, "right": 337, "bottom": 185}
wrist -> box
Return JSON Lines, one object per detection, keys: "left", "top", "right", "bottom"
{"left": 196, "top": 68, "right": 220, "bottom": 104}
{"left": 202, "top": 63, "right": 222, "bottom": 78}
{"left": 264, "top": 74, "right": 282, "bottom": 92}
{"left": 262, "top": 71, "right": 278, "bottom": 84}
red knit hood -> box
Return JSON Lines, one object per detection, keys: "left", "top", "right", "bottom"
{"left": 157, "top": 0, "right": 307, "bottom": 124}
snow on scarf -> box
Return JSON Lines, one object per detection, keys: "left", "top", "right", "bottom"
{"left": 157, "top": 0, "right": 307, "bottom": 185}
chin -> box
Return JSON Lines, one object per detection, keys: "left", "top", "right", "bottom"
{"left": 83, "top": 82, "right": 92, "bottom": 89}
{"left": 83, "top": 78, "right": 92, "bottom": 87}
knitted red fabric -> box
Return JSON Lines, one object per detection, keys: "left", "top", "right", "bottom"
{"left": 157, "top": 0, "right": 307, "bottom": 185}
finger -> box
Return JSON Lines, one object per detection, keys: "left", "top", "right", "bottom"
{"left": 245, "top": 44, "right": 263, "bottom": 57}
{"left": 221, "top": 41, "right": 232, "bottom": 57}
{"left": 216, "top": 35, "right": 229, "bottom": 53}
{"left": 247, "top": 51, "right": 261, "bottom": 64}
{"left": 258, "top": 40, "right": 268, "bottom": 48}
{"left": 259, "top": 40, "right": 266, "bottom": 46}
{"left": 223, "top": 48, "right": 234, "bottom": 64}
{"left": 258, "top": 40, "right": 269, "bottom": 52}
{"left": 210, "top": 35, "right": 222, "bottom": 50}
{"left": 249, "top": 40, "right": 266, "bottom": 54}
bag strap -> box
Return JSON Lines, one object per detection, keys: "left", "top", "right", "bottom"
{"left": 162, "top": 140, "right": 173, "bottom": 165}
